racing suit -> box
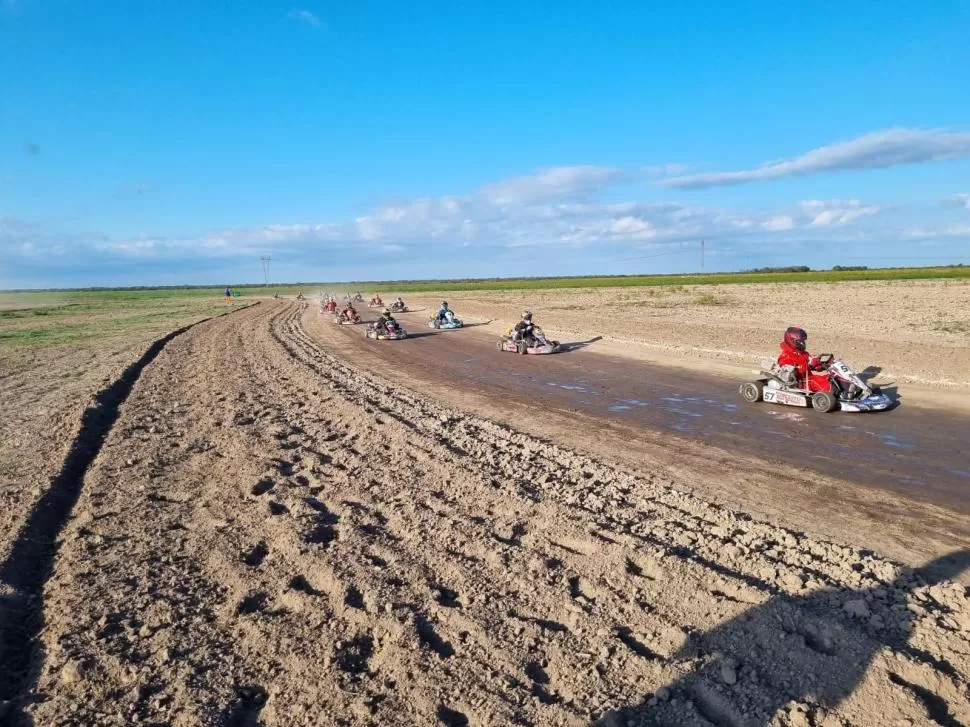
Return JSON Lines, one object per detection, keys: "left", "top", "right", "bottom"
{"left": 377, "top": 314, "right": 397, "bottom": 334}
{"left": 777, "top": 342, "right": 831, "bottom": 392}
{"left": 437, "top": 306, "right": 450, "bottom": 321}
{"left": 514, "top": 319, "right": 536, "bottom": 345}
{"left": 341, "top": 307, "right": 357, "bottom": 322}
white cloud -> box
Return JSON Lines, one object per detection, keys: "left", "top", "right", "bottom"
{"left": 944, "top": 193, "right": 970, "bottom": 210}
{"left": 642, "top": 163, "right": 690, "bottom": 177}
{"left": 762, "top": 215, "right": 794, "bottom": 231}
{"left": 288, "top": 10, "right": 321, "bottom": 27}
{"left": 481, "top": 165, "right": 623, "bottom": 205}
{"left": 661, "top": 128, "right": 970, "bottom": 189}
{"left": 903, "top": 225, "right": 970, "bottom": 240}
{"left": 799, "top": 199, "right": 880, "bottom": 227}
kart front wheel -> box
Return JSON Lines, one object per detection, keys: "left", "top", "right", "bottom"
{"left": 517, "top": 342, "right": 527, "bottom": 355}
{"left": 740, "top": 381, "right": 764, "bottom": 403}
{"left": 812, "top": 391, "right": 837, "bottom": 413}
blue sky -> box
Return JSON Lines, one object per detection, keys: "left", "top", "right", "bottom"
{"left": 2, "top": 1, "right": 969, "bottom": 287}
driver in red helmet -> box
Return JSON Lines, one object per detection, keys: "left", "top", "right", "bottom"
{"left": 778, "top": 327, "right": 831, "bottom": 391}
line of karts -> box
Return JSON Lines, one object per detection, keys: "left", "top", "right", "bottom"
{"left": 317, "top": 295, "right": 561, "bottom": 352}
{"left": 313, "top": 295, "right": 890, "bottom": 413}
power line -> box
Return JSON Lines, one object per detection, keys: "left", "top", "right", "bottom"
{"left": 260, "top": 256, "right": 271, "bottom": 285}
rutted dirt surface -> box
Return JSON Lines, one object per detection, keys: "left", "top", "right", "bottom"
{"left": 4, "top": 301, "right": 965, "bottom": 726}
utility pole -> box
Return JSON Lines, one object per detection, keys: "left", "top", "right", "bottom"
{"left": 701, "top": 239, "right": 705, "bottom": 273}
{"left": 260, "top": 256, "right": 271, "bottom": 285}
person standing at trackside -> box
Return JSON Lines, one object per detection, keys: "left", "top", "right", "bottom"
{"left": 225, "top": 286, "right": 232, "bottom": 305}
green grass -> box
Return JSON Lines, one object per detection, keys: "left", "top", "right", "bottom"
{"left": 362, "top": 267, "right": 970, "bottom": 292}
{"left": 694, "top": 292, "right": 730, "bottom": 306}
{"left": 0, "top": 292, "right": 247, "bottom": 350}
{"left": 4, "top": 266, "right": 969, "bottom": 301}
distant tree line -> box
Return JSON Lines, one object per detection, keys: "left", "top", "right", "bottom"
{"left": 742, "top": 265, "right": 812, "bottom": 273}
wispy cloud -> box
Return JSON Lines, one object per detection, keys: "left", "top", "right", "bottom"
{"left": 642, "top": 163, "right": 690, "bottom": 177}
{"left": 799, "top": 199, "right": 880, "bottom": 227}
{"left": 481, "top": 165, "right": 623, "bottom": 205}
{"left": 288, "top": 9, "right": 321, "bottom": 27}
{"left": 944, "top": 193, "right": 970, "bottom": 210}
{"left": 903, "top": 225, "right": 970, "bottom": 240}
{"left": 661, "top": 128, "right": 970, "bottom": 189}
{"left": 762, "top": 215, "right": 794, "bottom": 231}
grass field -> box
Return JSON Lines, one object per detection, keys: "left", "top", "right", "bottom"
{"left": 0, "top": 291, "right": 248, "bottom": 349}
{"left": 4, "top": 265, "right": 967, "bottom": 302}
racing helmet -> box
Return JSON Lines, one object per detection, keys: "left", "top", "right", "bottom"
{"left": 381, "top": 308, "right": 391, "bottom": 316}
{"left": 441, "top": 300, "right": 448, "bottom": 308}
{"left": 522, "top": 310, "right": 533, "bottom": 320}
{"left": 784, "top": 326, "right": 808, "bottom": 351}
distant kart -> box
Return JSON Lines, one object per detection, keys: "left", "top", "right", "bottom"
{"left": 390, "top": 301, "right": 409, "bottom": 313}
{"left": 739, "top": 354, "right": 891, "bottom": 413}
{"left": 334, "top": 312, "right": 362, "bottom": 325}
{"left": 496, "top": 327, "right": 560, "bottom": 355}
{"left": 367, "top": 299, "right": 385, "bottom": 308}
{"left": 322, "top": 300, "right": 337, "bottom": 313}
{"left": 365, "top": 322, "right": 408, "bottom": 340}
{"left": 429, "top": 312, "right": 463, "bottom": 329}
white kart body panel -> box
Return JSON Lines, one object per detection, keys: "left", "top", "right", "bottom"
{"left": 762, "top": 389, "right": 809, "bottom": 407}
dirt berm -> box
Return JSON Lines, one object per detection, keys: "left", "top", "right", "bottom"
{"left": 10, "top": 302, "right": 970, "bottom": 726}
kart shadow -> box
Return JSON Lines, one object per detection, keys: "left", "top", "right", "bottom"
{"left": 859, "top": 365, "right": 882, "bottom": 381}
{"left": 403, "top": 331, "right": 438, "bottom": 340}
{"left": 559, "top": 336, "right": 603, "bottom": 353}
{"left": 879, "top": 384, "right": 902, "bottom": 410}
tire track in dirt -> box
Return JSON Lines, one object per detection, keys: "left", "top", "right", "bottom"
{"left": 0, "top": 305, "right": 257, "bottom": 723}
{"left": 20, "top": 301, "right": 970, "bottom": 727}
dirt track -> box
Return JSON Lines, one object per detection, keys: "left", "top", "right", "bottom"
{"left": 4, "top": 301, "right": 970, "bottom": 726}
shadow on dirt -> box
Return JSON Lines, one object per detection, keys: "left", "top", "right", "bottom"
{"left": 0, "top": 310, "right": 231, "bottom": 726}
{"left": 559, "top": 335, "right": 603, "bottom": 353}
{"left": 595, "top": 549, "right": 970, "bottom": 727}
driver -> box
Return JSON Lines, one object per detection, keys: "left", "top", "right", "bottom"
{"left": 394, "top": 296, "right": 406, "bottom": 310}
{"left": 777, "top": 326, "right": 825, "bottom": 382}
{"left": 377, "top": 307, "right": 397, "bottom": 334}
{"left": 436, "top": 300, "right": 451, "bottom": 321}
{"left": 340, "top": 303, "right": 357, "bottom": 322}
{"left": 514, "top": 310, "right": 536, "bottom": 345}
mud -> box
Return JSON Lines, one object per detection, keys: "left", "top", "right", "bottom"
{"left": 318, "top": 310, "right": 970, "bottom": 516}
{"left": 3, "top": 301, "right": 967, "bottom": 726}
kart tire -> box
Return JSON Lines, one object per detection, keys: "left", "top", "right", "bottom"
{"left": 517, "top": 342, "right": 527, "bottom": 355}
{"left": 812, "top": 391, "right": 837, "bottom": 413}
{"left": 495, "top": 340, "right": 504, "bottom": 351}
{"left": 740, "top": 381, "right": 764, "bottom": 403}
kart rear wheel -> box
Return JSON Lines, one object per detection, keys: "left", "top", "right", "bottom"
{"left": 740, "top": 381, "right": 764, "bottom": 403}
{"left": 495, "top": 340, "right": 504, "bottom": 351}
{"left": 812, "top": 391, "right": 837, "bottom": 413}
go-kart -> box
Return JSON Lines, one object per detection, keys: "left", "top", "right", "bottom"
{"left": 496, "top": 327, "right": 560, "bottom": 355}
{"left": 365, "top": 321, "right": 408, "bottom": 340}
{"left": 389, "top": 301, "right": 409, "bottom": 313}
{"left": 322, "top": 300, "right": 337, "bottom": 313}
{"left": 429, "top": 311, "right": 463, "bottom": 329}
{"left": 367, "top": 298, "right": 385, "bottom": 308}
{"left": 333, "top": 311, "right": 362, "bottom": 325}
{"left": 739, "top": 354, "right": 891, "bottom": 413}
